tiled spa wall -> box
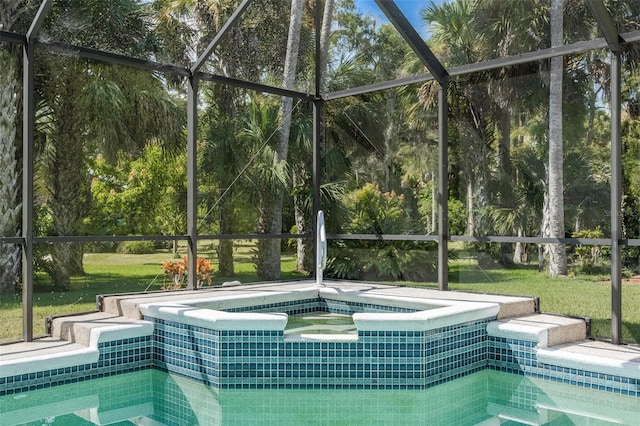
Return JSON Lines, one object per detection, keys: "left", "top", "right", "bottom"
{"left": 146, "top": 297, "right": 492, "bottom": 389}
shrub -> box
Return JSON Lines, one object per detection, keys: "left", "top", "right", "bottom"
{"left": 86, "top": 242, "right": 119, "bottom": 253}
{"left": 161, "top": 256, "right": 214, "bottom": 289}
{"left": 572, "top": 229, "right": 609, "bottom": 275}
{"left": 117, "top": 241, "right": 156, "bottom": 254}
{"left": 324, "top": 184, "right": 437, "bottom": 282}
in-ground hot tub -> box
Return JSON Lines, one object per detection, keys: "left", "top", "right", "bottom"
{"left": 139, "top": 282, "right": 500, "bottom": 389}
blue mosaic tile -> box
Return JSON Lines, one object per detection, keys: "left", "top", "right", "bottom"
{"left": 222, "top": 297, "right": 417, "bottom": 316}
{"left": 487, "top": 336, "right": 640, "bottom": 397}
{"left": 146, "top": 312, "right": 494, "bottom": 390}
{"left": 0, "top": 335, "right": 154, "bottom": 395}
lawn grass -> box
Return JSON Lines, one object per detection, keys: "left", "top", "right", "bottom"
{"left": 0, "top": 243, "right": 307, "bottom": 342}
{"left": 2, "top": 247, "right": 639, "bottom": 344}
{"left": 449, "top": 261, "right": 640, "bottom": 343}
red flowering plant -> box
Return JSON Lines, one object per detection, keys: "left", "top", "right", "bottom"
{"left": 161, "top": 256, "right": 214, "bottom": 289}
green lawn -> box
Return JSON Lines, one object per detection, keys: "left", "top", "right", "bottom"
{"left": 0, "top": 243, "right": 306, "bottom": 342}
{"left": 440, "top": 261, "right": 639, "bottom": 343}
{"left": 2, "top": 248, "right": 639, "bottom": 344}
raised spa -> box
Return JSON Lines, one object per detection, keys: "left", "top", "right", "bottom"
{"left": 139, "top": 284, "right": 500, "bottom": 389}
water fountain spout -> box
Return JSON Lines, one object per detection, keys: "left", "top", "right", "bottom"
{"left": 316, "top": 210, "right": 327, "bottom": 287}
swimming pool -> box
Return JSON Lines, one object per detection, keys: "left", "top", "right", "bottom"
{"left": 2, "top": 368, "right": 639, "bottom": 425}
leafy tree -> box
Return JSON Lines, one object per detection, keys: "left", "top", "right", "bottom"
{"left": 258, "top": 0, "right": 305, "bottom": 280}
{"left": 199, "top": 94, "right": 254, "bottom": 276}
{"left": 420, "top": 0, "right": 494, "bottom": 236}
{"left": 156, "top": 0, "right": 312, "bottom": 279}
{"left": 87, "top": 145, "right": 186, "bottom": 239}
{"left": 36, "top": 0, "right": 184, "bottom": 289}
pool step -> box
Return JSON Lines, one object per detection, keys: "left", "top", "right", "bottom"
{"left": 487, "top": 313, "right": 640, "bottom": 380}
{"left": 0, "top": 337, "right": 97, "bottom": 378}
{"left": 487, "top": 313, "right": 587, "bottom": 347}
{"left": 1, "top": 314, "right": 153, "bottom": 380}
{"left": 537, "top": 340, "right": 640, "bottom": 380}
{"left": 50, "top": 311, "right": 153, "bottom": 347}
{"left": 283, "top": 312, "right": 358, "bottom": 339}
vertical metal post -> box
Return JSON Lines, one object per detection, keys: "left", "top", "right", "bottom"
{"left": 186, "top": 76, "right": 199, "bottom": 289}
{"left": 20, "top": 0, "right": 51, "bottom": 340}
{"left": 313, "top": 0, "right": 323, "bottom": 279}
{"left": 22, "top": 40, "right": 35, "bottom": 341}
{"left": 313, "top": 100, "right": 323, "bottom": 219}
{"left": 610, "top": 52, "right": 622, "bottom": 344}
{"left": 314, "top": 0, "right": 322, "bottom": 97}
{"left": 313, "top": 100, "right": 323, "bottom": 279}
{"left": 438, "top": 82, "right": 449, "bottom": 291}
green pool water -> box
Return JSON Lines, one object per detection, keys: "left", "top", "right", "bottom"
{"left": 2, "top": 369, "right": 639, "bottom": 425}
{"left": 284, "top": 312, "right": 357, "bottom": 335}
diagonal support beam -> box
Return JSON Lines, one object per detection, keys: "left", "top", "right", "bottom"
{"left": 191, "top": 0, "right": 252, "bottom": 73}
{"left": 587, "top": 0, "right": 621, "bottom": 52}
{"left": 26, "top": 0, "right": 52, "bottom": 40}
{"left": 374, "top": 0, "right": 448, "bottom": 86}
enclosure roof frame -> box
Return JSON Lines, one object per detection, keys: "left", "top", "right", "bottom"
{"left": 374, "top": 0, "right": 448, "bottom": 86}
{"left": 191, "top": 0, "right": 253, "bottom": 74}
{"left": 587, "top": 0, "right": 622, "bottom": 53}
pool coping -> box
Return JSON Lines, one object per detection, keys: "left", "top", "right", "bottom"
{"left": 101, "top": 279, "right": 537, "bottom": 321}
{"left": 138, "top": 284, "right": 502, "bottom": 333}
{"left": 0, "top": 321, "right": 153, "bottom": 377}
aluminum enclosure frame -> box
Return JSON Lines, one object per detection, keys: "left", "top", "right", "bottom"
{"left": 0, "top": 0, "right": 637, "bottom": 344}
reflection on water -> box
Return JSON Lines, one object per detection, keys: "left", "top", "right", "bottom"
{"left": 2, "top": 369, "right": 640, "bottom": 425}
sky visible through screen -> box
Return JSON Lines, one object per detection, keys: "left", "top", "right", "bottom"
{"left": 355, "top": 0, "right": 439, "bottom": 37}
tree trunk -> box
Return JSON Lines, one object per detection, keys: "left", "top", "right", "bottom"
{"left": 473, "top": 136, "right": 489, "bottom": 236}
{"left": 293, "top": 170, "right": 307, "bottom": 272}
{"left": 215, "top": 85, "right": 238, "bottom": 277}
{"left": 546, "top": 0, "right": 567, "bottom": 277}
{"left": 256, "top": 204, "right": 281, "bottom": 279}
{"left": 498, "top": 105, "right": 514, "bottom": 265}
{"left": 431, "top": 176, "right": 437, "bottom": 234}
{"left": 466, "top": 180, "right": 474, "bottom": 235}
{"left": 0, "top": 47, "right": 22, "bottom": 294}
{"left": 513, "top": 228, "right": 525, "bottom": 264}
{"left": 218, "top": 195, "right": 235, "bottom": 277}
{"left": 49, "top": 71, "right": 87, "bottom": 289}
{"left": 319, "top": 0, "right": 335, "bottom": 95}
{"left": 256, "top": 0, "right": 303, "bottom": 280}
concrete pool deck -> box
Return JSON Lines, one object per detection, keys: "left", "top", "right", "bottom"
{"left": 1, "top": 280, "right": 639, "bottom": 386}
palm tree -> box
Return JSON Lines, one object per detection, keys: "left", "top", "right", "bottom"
{"left": 256, "top": 0, "right": 305, "bottom": 280}
{"left": 289, "top": 0, "right": 335, "bottom": 274}
{"left": 238, "top": 97, "right": 290, "bottom": 278}
{"left": 0, "top": 0, "right": 26, "bottom": 293}
{"left": 155, "top": 0, "right": 301, "bottom": 279}
{"left": 420, "top": 0, "right": 494, "bottom": 236}
{"left": 199, "top": 102, "right": 247, "bottom": 276}
{"left": 545, "top": 0, "right": 568, "bottom": 276}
